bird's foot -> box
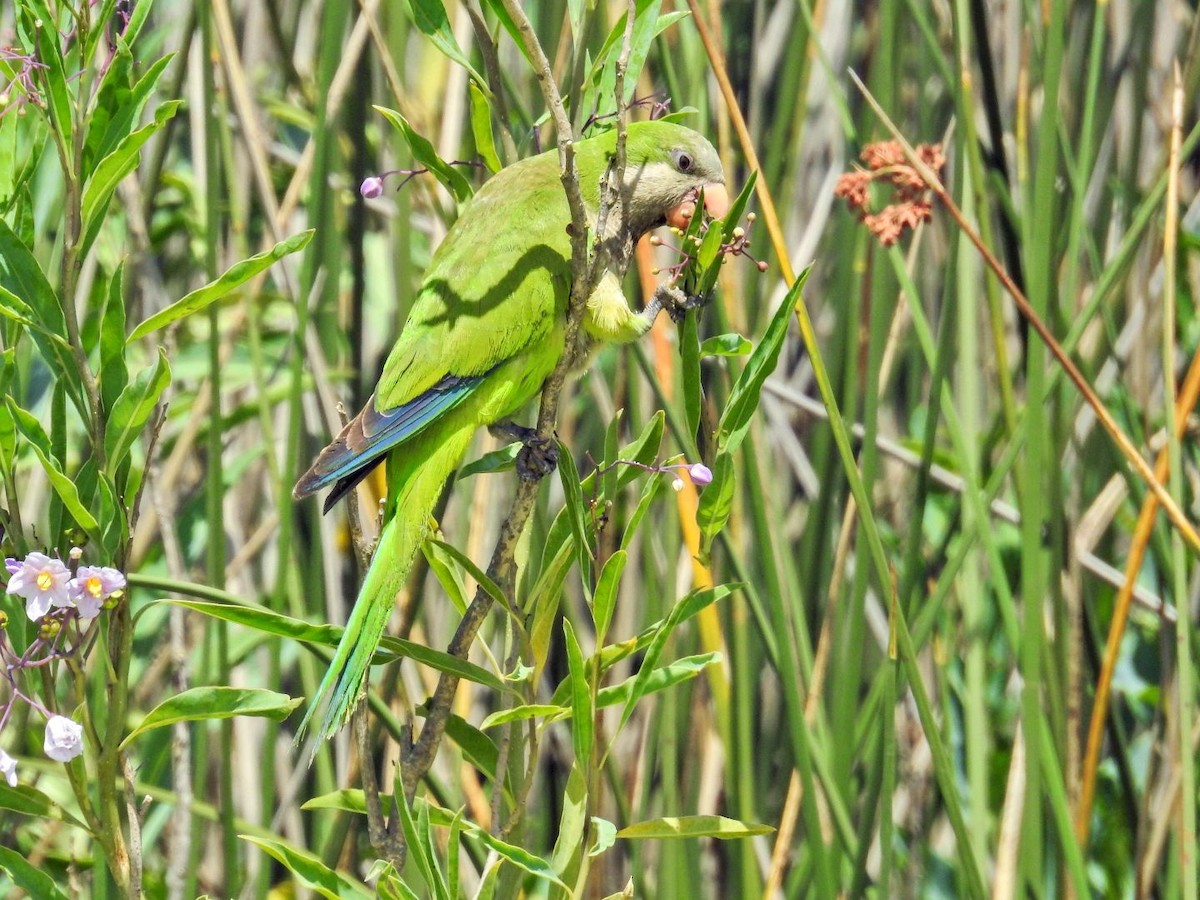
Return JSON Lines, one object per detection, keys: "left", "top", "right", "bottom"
{"left": 489, "top": 422, "right": 560, "bottom": 482}
{"left": 660, "top": 285, "right": 707, "bottom": 323}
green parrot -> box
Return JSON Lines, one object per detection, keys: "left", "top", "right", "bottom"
{"left": 294, "top": 120, "right": 728, "bottom": 742}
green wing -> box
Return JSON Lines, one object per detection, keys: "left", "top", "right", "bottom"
{"left": 374, "top": 154, "right": 573, "bottom": 410}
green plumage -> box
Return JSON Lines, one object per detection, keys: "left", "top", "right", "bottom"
{"left": 295, "top": 121, "right": 725, "bottom": 745}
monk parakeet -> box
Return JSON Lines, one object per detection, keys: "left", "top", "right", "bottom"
{"left": 294, "top": 120, "right": 728, "bottom": 742}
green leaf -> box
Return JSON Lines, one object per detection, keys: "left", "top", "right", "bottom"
{"left": 551, "top": 763, "right": 588, "bottom": 880}
{"left": 616, "top": 815, "right": 774, "bottom": 840}
{"left": 22, "top": 4, "right": 71, "bottom": 149}
{"left": 240, "top": 835, "right": 373, "bottom": 899}
{"left": 422, "top": 541, "right": 470, "bottom": 614}
{"left": 167, "top": 599, "right": 506, "bottom": 692}
{"left": 443, "top": 714, "right": 501, "bottom": 783}
{"left": 469, "top": 81, "right": 502, "bottom": 173}
{"left": 105, "top": 348, "right": 170, "bottom": 474}
{"left": 121, "top": 687, "right": 302, "bottom": 748}
{"left": 87, "top": 52, "right": 174, "bottom": 169}
{"left": 699, "top": 333, "right": 752, "bottom": 357}
{"left": 556, "top": 439, "right": 595, "bottom": 584}
{"left": 427, "top": 539, "right": 508, "bottom": 612}
{"left": 615, "top": 588, "right": 726, "bottom": 734}
{"left": 395, "top": 789, "right": 450, "bottom": 900}
{"left": 0, "top": 844, "right": 70, "bottom": 900}
{"left": 591, "top": 549, "right": 627, "bottom": 641}
{"left": 479, "top": 703, "right": 568, "bottom": 730}
{"left": 80, "top": 100, "right": 181, "bottom": 256}
{"left": 695, "top": 452, "right": 735, "bottom": 554}
{"left": 301, "top": 793, "right": 568, "bottom": 889}
{"left": 563, "top": 619, "right": 593, "bottom": 759}
{"left": 717, "top": 265, "right": 809, "bottom": 456}
{"left": 99, "top": 264, "right": 129, "bottom": 415}
{"left": 458, "top": 442, "right": 518, "bottom": 478}
{"left": 619, "top": 472, "right": 664, "bottom": 552}
{"left": 7, "top": 400, "right": 100, "bottom": 537}
{"left": 128, "top": 230, "right": 314, "bottom": 341}
{"left": 551, "top": 652, "right": 721, "bottom": 712}
{"left": 617, "top": 410, "right": 665, "bottom": 486}
{"left": 477, "top": 0, "right": 532, "bottom": 66}
{"left": 529, "top": 541, "right": 574, "bottom": 682}
{"left": 0, "top": 110, "right": 16, "bottom": 205}
{"left": 0, "top": 219, "right": 84, "bottom": 415}
{"left": 375, "top": 107, "right": 473, "bottom": 204}
{"left": 403, "top": 0, "right": 486, "bottom": 84}
{"left": 594, "top": 584, "right": 739, "bottom": 675}
{"left": 595, "top": 652, "right": 720, "bottom": 709}
{"left": 423, "top": 802, "right": 568, "bottom": 888}
{"left": 0, "top": 783, "right": 86, "bottom": 829}
{"left": 589, "top": 816, "right": 618, "bottom": 857}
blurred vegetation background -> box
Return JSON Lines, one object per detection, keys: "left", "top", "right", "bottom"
{"left": 2, "top": 0, "right": 1200, "bottom": 897}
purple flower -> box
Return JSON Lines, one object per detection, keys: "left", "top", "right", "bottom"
{"left": 68, "top": 566, "right": 126, "bottom": 618}
{"left": 43, "top": 715, "right": 83, "bottom": 763}
{"left": 7, "top": 553, "right": 72, "bottom": 620}
{"left": 688, "top": 463, "right": 713, "bottom": 486}
{"left": 0, "top": 749, "right": 16, "bottom": 787}
{"left": 360, "top": 176, "right": 384, "bottom": 199}
{"left": 5, "top": 558, "right": 21, "bottom": 575}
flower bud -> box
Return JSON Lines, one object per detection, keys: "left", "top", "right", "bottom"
{"left": 360, "top": 176, "right": 384, "bottom": 199}
{"left": 39, "top": 618, "right": 61, "bottom": 640}
{"left": 688, "top": 463, "right": 713, "bottom": 485}
{"left": 672, "top": 477, "right": 685, "bottom": 492}
{"left": 44, "top": 716, "right": 84, "bottom": 763}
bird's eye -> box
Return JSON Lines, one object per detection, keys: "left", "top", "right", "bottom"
{"left": 672, "top": 150, "right": 694, "bottom": 173}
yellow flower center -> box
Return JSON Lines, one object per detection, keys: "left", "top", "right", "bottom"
{"left": 86, "top": 576, "right": 103, "bottom": 597}
{"left": 36, "top": 571, "right": 54, "bottom": 591}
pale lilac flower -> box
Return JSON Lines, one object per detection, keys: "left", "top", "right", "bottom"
{"left": 68, "top": 566, "right": 126, "bottom": 618}
{"left": 0, "top": 749, "right": 16, "bottom": 786}
{"left": 5, "top": 558, "right": 20, "bottom": 575}
{"left": 43, "top": 716, "right": 83, "bottom": 763}
{"left": 688, "top": 463, "right": 713, "bottom": 486}
{"left": 360, "top": 176, "right": 384, "bottom": 199}
{"left": 7, "top": 553, "right": 72, "bottom": 620}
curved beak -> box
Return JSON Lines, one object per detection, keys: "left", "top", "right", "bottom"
{"left": 666, "top": 182, "right": 731, "bottom": 229}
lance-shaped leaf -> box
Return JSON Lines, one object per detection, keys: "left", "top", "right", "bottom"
{"left": 617, "top": 815, "right": 774, "bottom": 840}
{"left": 239, "top": 835, "right": 373, "bottom": 900}
{"left": 121, "top": 687, "right": 303, "bottom": 748}
{"left": 80, "top": 101, "right": 182, "bottom": 256}
{"left": 469, "top": 81, "right": 502, "bottom": 173}
{"left": 0, "top": 221, "right": 84, "bottom": 415}
{"left": 105, "top": 348, "right": 170, "bottom": 474}
{"left": 7, "top": 399, "right": 100, "bottom": 538}
{"left": 167, "top": 599, "right": 505, "bottom": 692}
{"left": 0, "top": 845, "right": 70, "bottom": 900}
{"left": 717, "top": 264, "right": 810, "bottom": 457}
{"left": 375, "top": 107, "right": 474, "bottom": 204}
{"left": 128, "top": 230, "right": 314, "bottom": 341}
{"left": 404, "top": 0, "right": 486, "bottom": 85}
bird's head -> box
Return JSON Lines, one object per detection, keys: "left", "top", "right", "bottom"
{"left": 584, "top": 121, "right": 729, "bottom": 240}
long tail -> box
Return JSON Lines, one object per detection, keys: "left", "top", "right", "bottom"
{"left": 298, "top": 424, "right": 475, "bottom": 745}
